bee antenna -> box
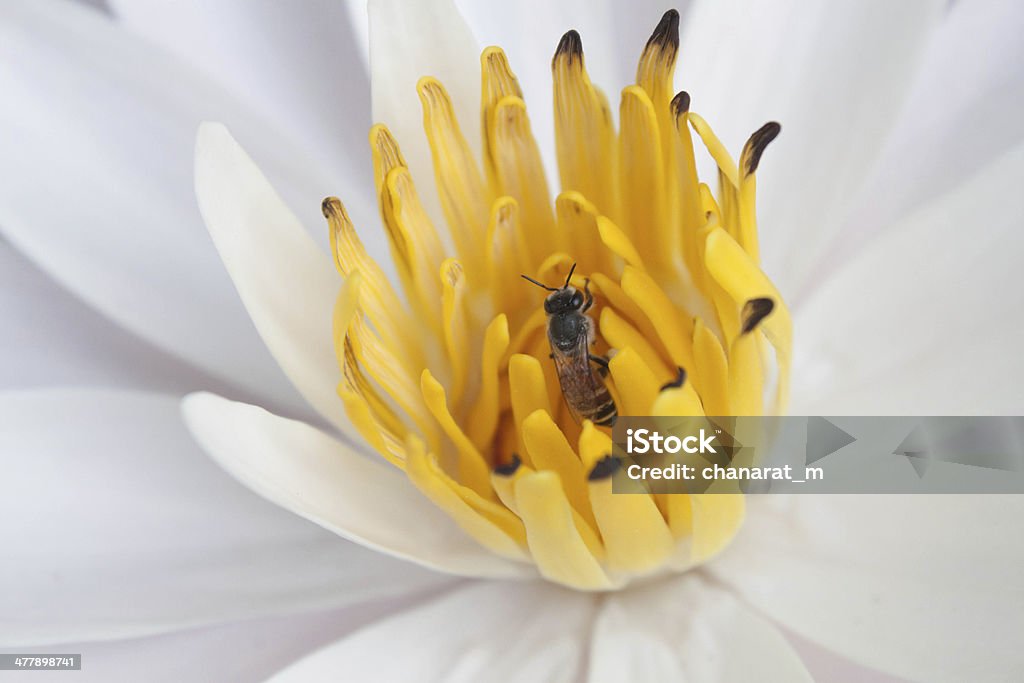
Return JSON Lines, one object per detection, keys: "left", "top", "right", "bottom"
{"left": 564, "top": 263, "right": 577, "bottom": 288}
{"left": 520, "top": 274, "right": 557, "bottom": 291}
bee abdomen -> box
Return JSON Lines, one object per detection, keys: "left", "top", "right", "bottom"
{"left": 585, "top": 395, "right": 618, "bottom": 427}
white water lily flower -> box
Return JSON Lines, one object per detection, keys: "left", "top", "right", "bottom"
{"left": 2, "top": 0, "right": 1024, "bottom": 681}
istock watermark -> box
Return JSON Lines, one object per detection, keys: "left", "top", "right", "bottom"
{"left": 608, "top": 416, "right": 1024, "bottom": 494}
{"left": 625, "top": 427, "right": 718, "bottom": 455}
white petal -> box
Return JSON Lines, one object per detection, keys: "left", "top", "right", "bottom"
{"left": 182, "top": 391, "right": 535, "bottom": 580}
{"left": 822, "top": 0, "right": 1024, "bottom": 275}
{"left": 369, "top": 0, "right": 481, "bottom": 227}
{"left": 107, "top": 0, "right": 374, "bottom": 184}
{"left": 708, "top": 495, "right": 1024, "bottom": 681}
{"left": 269, "top": 581, "right": 593, "bottom": 682}
{"left": 32, "top": 598, "right": 424, "bottom": 683}
{"left": 589, "top": 573, "right": 812, "bottom": 682}
{"left": 0, "top": 0, "right": 375, "bottom": 415}
{"left": 194, "top": 122, "right": 354, "bottom": 435}
{"left": 0, "top": 242, "right": 213, "bottom": 393}
{"left": 679, "top": 0, "right": 944, "bottom": 296}
{"left": 345, "top": 0, "right": 372, "bottom": 72}
{"left": 0, "top": 389, "right": 448, "bottom": 647}
{"left": 790, "top": 141, "right": 1024, "bottom": 414}
{"left": 786, "top": 629, "right": 913, "bottom": 683}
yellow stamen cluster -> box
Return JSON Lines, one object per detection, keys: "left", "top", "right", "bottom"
{"left": 323, "top": 10, "right": 791, "bottom": 589}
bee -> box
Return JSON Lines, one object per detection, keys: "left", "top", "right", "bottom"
{"left": 521, "top": 264, "right": 617, "bottom": 427}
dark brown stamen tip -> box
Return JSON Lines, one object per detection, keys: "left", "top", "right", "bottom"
{"left": 321, "top": 196, "right": 340, "bottom": 218}
{"left": 494, "top": 453, "right": 522, "bottom": 477}
{"left": 553, "top": 29, "right": 584, "bottom": 68}
{"left": 660, "top": 366, "right": 687, "bottom": 391}
{"left": 588, "top": 454, "right": 621, "bottom": 481}
{"left": 741, "top": 298, "right": 775, "bottom": 334}
{"left": 670, "top": 91, "right": 691, "bottom": 118}
{"left": 743, "top": 122, "right": 782, "bottom": 176}
{"left": 645, "top": 9, "right": 680, "bottom": 54}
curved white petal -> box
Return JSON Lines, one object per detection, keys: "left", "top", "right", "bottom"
{"left": 0, "top": 389, "right": 448, "bottom": 647}
{"left": 679, "top": 0, "right": 944, "bottom": 298}
{"left": 786, "top": 629, "right": 912, "bottom": 683}
{"left": 819, "top": 0, "right": 1024, "bottom": 277}
{"left": 790, "top": 141, "right": 1024, "bottom": 415}
{"left": 182, "top": 391, "right": 536, "bottom": 580}
{"left": 35, "top": 602, "right": 399, "bottom": 683}
{"left": 269, "top": 581, "right": 593, "bottom": 682}
{"left": 0, "top": 242, "right": 216, "bottom": 393}
{"left": 107, "top": 0, "right": 373, "bottom": 184}
{"left": 345, "top": 0, "right": 372, "bottom": 72}
{"left": 708, "top": 495, "right": 1024, "bottom": 682}
{"left": 589, "top": 574, "right": 812, "bottom": 682}
{"left": 369, "top": 0, "right": 481, "bottom": 226}
{"left": 0, "top": 0, "right": 375, "bottom": 416}
{"left": 194, "top": 122, "right": 353, "bottom": 435}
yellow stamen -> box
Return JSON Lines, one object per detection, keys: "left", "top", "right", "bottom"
{"left": 339, "top": 340, "right": 409, "bottom": 459}
{"left": 488, "top": 96, "right": 557, "bottom": 266}
{"left": 608, "top": 347, "right": 661, "bottom": 415}
{"left": 508, "top": 353, "right": 553, "bottom": 466}
{"left": 420, "top": 369, "right": 493, "bottom": 499}
{"left": 333, "top": 272, "right": 411, "bottom": 468}
{"left": 596, "top": 215, "right": 645, "bottom": 269}
{"left": 347, "top": 313, "right": 433, "bottom": 437}
{"left": 327, "top": 10, "right": 790, "bottom": 590}
{"left": 516, "top": 470, "right": 611, "bottom": 589}
{"left": 554, "top": 192, "right": 603, "bottom": 275}
{"left": 379, "top": 166, "right": 447, "bottom": 330}
{"left": 687, "top": 112, "right": 739, "bottom": 187}
{"left": 587, "top": 457, "right": 674, "bottom": 574}
{"left": 490, "top": 455, "right": 530, "bottom": 513}
{"left": 324, "top": 198, "right": 420, "bottom": 369}
{"left": 705, "top": 228, "right": 792, "bottom": 411}
{"left": 577, "top": 419, "right": 610, "bottom": 472}
{"left": 689, "top": 491, "right": 746, "bottom": 564}
{"left": 737, "top": 122, "right": 781, "bottom": 263}
{"left": 552, "top": 31, "right": 618, "bottom": 221}
{"left": 652, "top": 369, "right": 704, "bottom": 417}
{"left": 619, "top": 86, "right": 668, "bottom": 264}
{"left": 590, "top": 273, "right": 666, "bottom": 355}
{"left": 405, "top": 436, "right": 528, "bottom": 561}
{"left": 620, "top": 266, "right": 696, "bottom": 381}
{"left": 484, "top": 196, "right": 528, "bottom": 307}
{"left": 521, "top": 409, "right": 596, "bottom": 529}
{"left": 600, "top": 307, "right": 674, "bottom": 382}
{"left": 439, "top": 258, "right": 469, "bottom": 403}
{"left": 467, "top": 314, "right": 510, "bottom": 449}
{"left": 670, "top": 92, "right": 709, "bottom": 294}
{"left": 418, "top": 77, "right": 489, "bottom": 277}
{"left": 693, "top": 318, "right": 730, "bottom": 415}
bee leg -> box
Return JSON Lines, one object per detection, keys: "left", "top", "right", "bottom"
{"left": 582, "top": 278, "right": 594, "bottom": 312}
{"left": 589, "top": 353, "right": 610, "bottom": 377}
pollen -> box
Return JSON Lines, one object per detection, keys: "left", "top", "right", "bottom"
{"left": 323, "top": 9, "right": 791, "bottom": 590}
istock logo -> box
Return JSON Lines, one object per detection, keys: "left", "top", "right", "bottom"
{"left": 625, "top": 428, "right": 717, "bottom": 455}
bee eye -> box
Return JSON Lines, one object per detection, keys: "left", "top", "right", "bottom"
{"left": 571, "top": 293, "right": 584, "bottom": 308}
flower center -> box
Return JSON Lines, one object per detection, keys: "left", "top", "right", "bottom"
{"left": 321, "top": 10, "right": 791, "bottom": 590}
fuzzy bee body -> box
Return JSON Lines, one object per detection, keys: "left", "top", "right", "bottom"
{"left": 522, "top": 265, "right": 618, "bottom": 427}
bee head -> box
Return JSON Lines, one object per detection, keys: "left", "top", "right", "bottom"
{"left": 543, "top": 286, "right": 584, "bottom": 314}
{"left": 521, "top": 264, "right": 585, "bottom": 315}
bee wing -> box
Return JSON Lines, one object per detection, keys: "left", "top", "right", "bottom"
{"left": 550, "top": 331, "right": 599, "bottom": 422}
